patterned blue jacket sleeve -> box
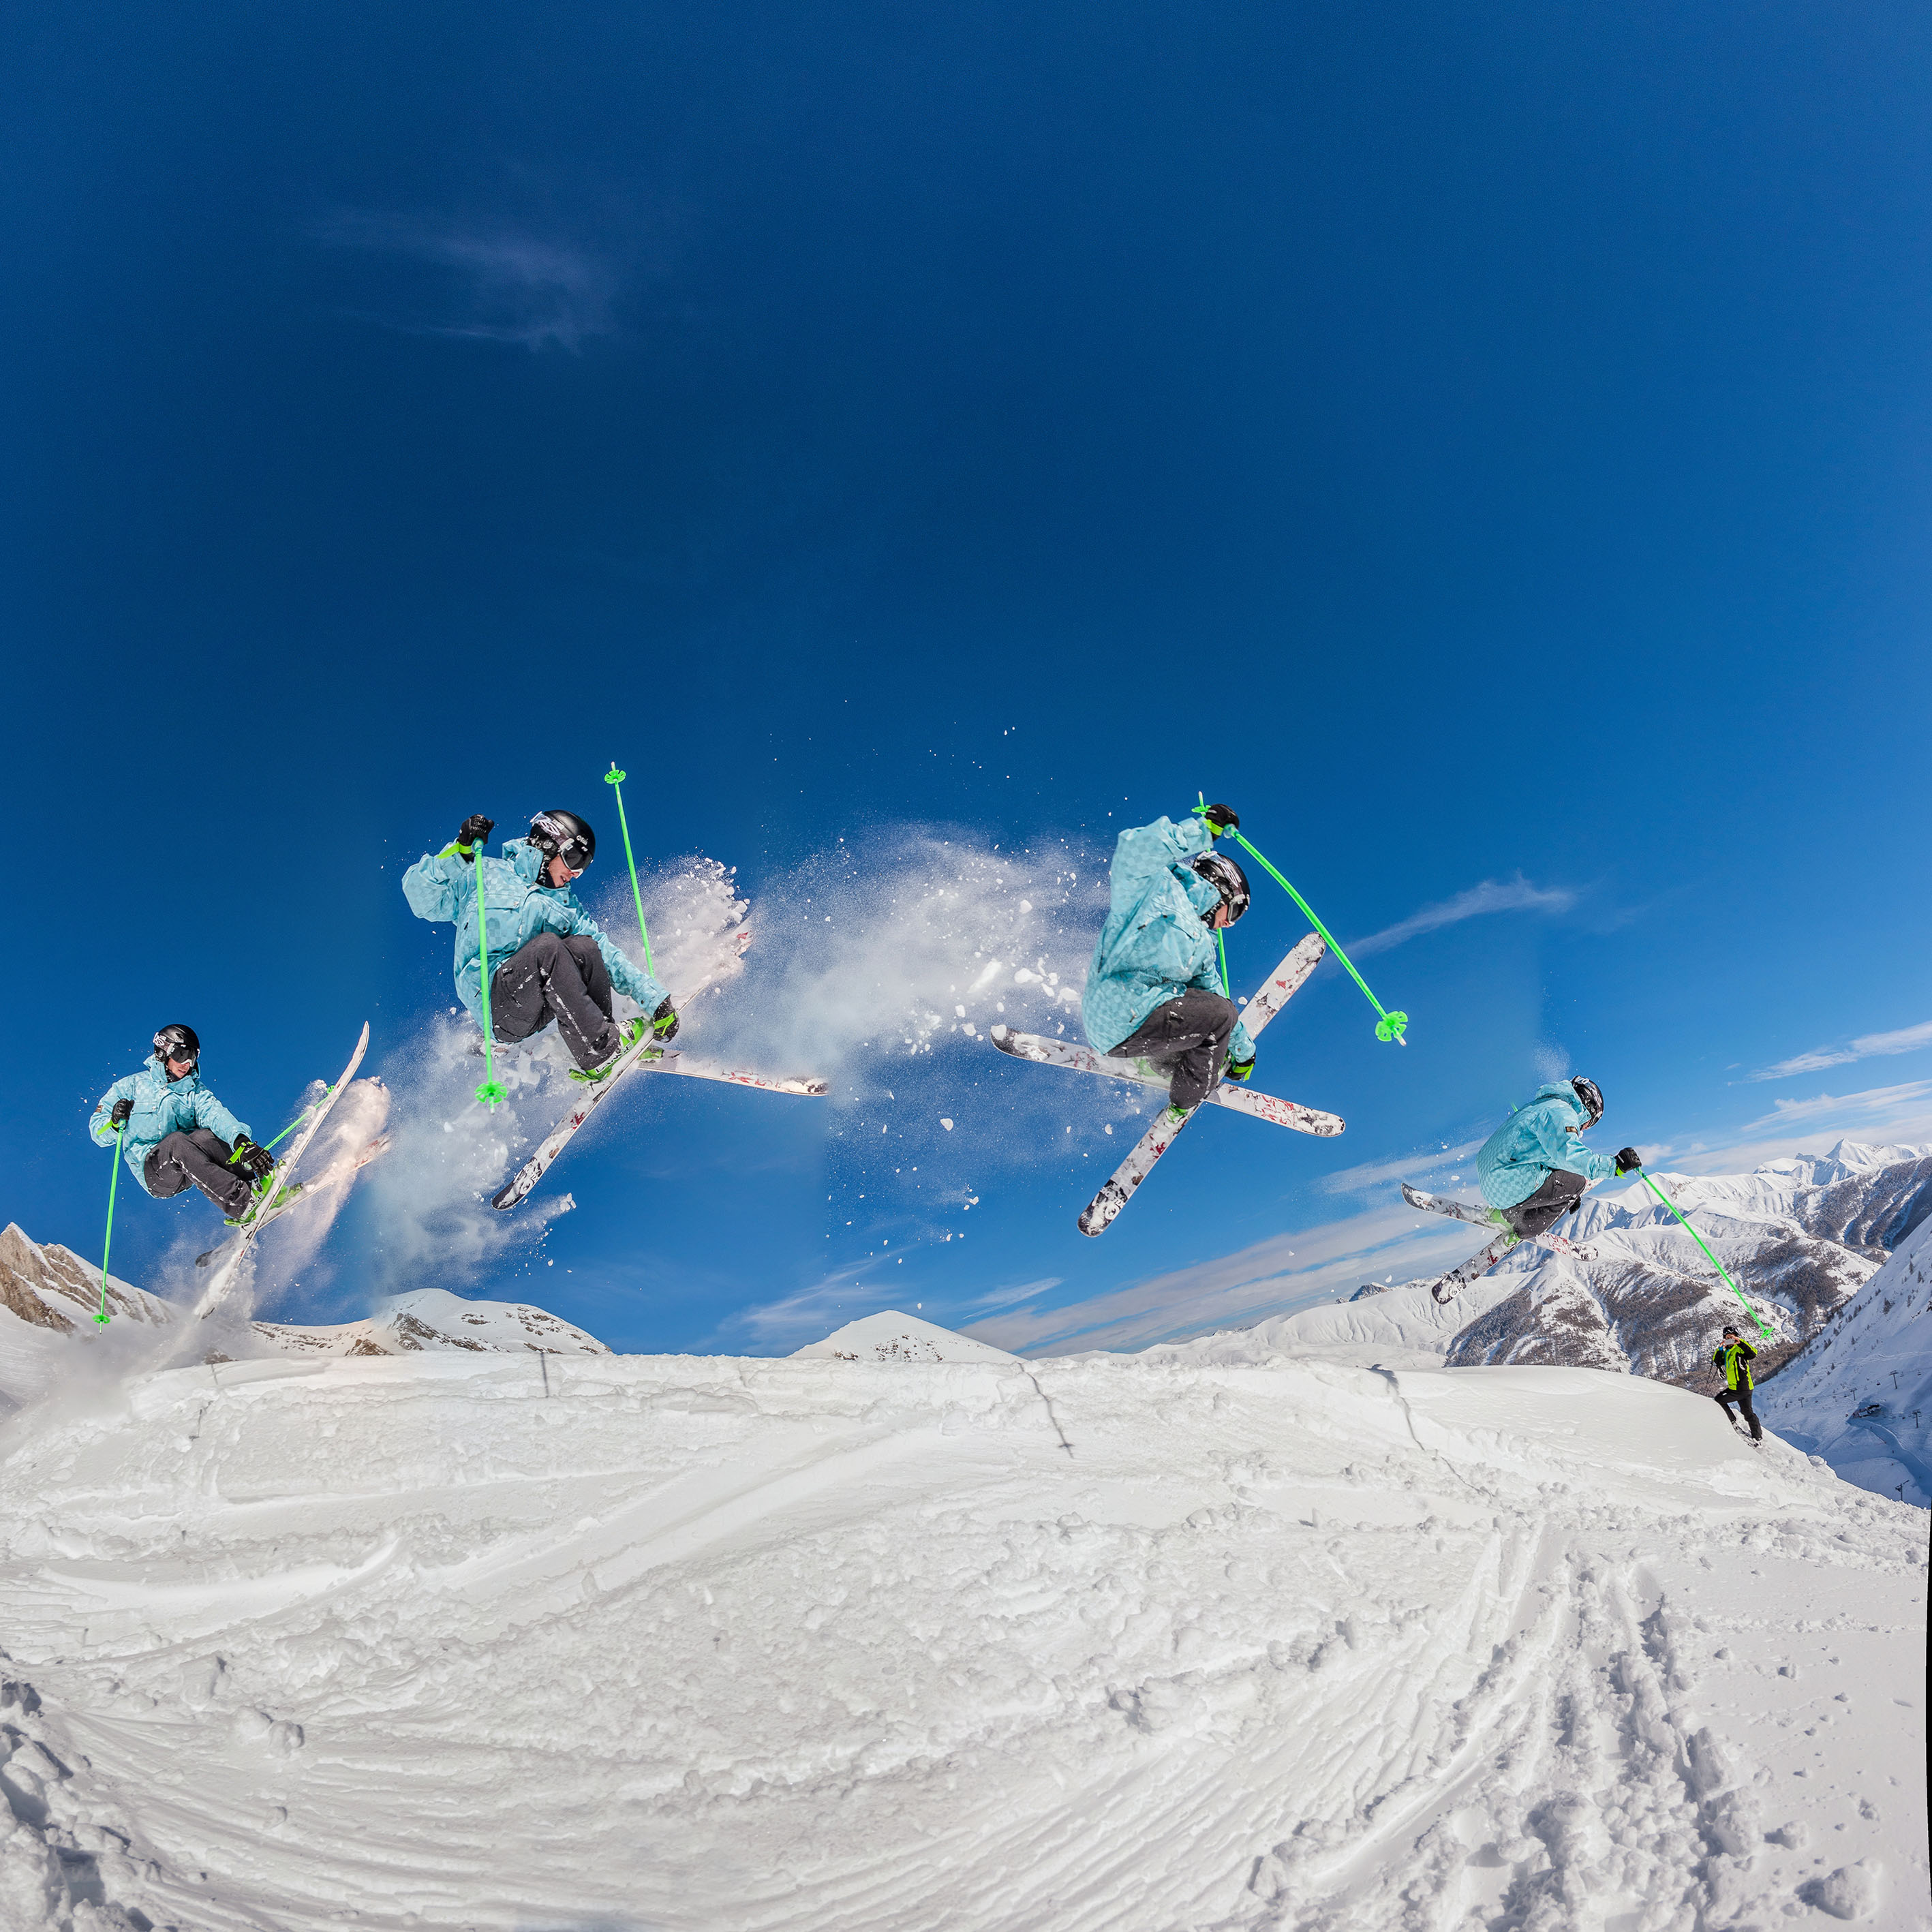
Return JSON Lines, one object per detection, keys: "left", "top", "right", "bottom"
{"left": 401, "top": 848, "right": 465, "bottom": 924}
{"left": 89, "top": 1073, "right": 138, "bottom": 1147}
{"left": 191, "top": 1086, "right": 251, "bottom": 1149}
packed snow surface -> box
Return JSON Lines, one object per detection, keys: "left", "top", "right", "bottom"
{"left": 2, "top": 1340, "right": 1924, "bottom": 1931}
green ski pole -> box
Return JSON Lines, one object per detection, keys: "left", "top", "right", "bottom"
{"left": 95, "top": 1125, "right": 123, "bottom": 1325}
{"left": 603, "top": 762, "right": 655, "bottom": 973}
{"left": 1195, "top": 799, "right": 1408, "bottom": 1043}
{"left": 1637, "top": 1169, "right": 1773, "bottom": 1338}
{"left": 472, "top": 843, "right": 506, "bottom": 1107}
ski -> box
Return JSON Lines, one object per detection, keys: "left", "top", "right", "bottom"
{"left": 1427, "top": 1226, "right": 1518, "bottom": 1306}
{"left": 1402, "top": 1181, "right": 1493, "bottom": 1226}
{"left": 1075, "top": 932, "right": 1328, "bottom": 1237}
{"left": 194, "top": 1133, "right": 390, "bottom": 1267}
{"left": 489, "top": 933, "right": 824, "bottom": 1211}
{"left": 189, "top": 1023, "right": 370, "bottom": 1323}
{"left": 1077, "top": 1102, "right": 1195, "bottom": 1236}
{"left": 992, "top": 1030, "right": 1344, "bottom": 1137}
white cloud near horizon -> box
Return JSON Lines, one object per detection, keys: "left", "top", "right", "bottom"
{"left": 1318, "top": 1139, "right": 1484, "bottom": 1196}
{"left": 1751, "top": 1018, "right": 1932, "bottom": 1082}
{"left": 319, "top": 211, "right": 618, "bottom": 350}
{"left": 1346, "top": 875, "right": 1577, "bottom": 958}
{"left": 962, "top": 1205, "right": 1476, "bottom": 1358}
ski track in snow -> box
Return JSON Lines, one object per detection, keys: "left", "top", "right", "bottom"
{"left": 0, "top": 1353, "right": 1924, "bottom": 1931}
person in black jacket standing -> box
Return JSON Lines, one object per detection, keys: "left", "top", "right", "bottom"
{"left": 1712, "top": 1324, "right": 1762, "bottom": 1443}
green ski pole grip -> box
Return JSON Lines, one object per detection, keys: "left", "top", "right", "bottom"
{"left": 95, "top": 1124, "right": 123, "bottom": 1325}
{"left": 472, "top": 842, "right": 506, "bottom": 1106}
{"left": 604, "top": 762, "right": 655, "bottom": 975}
{"left": 1639, "top": 1170, "right": 1773, "bottom": 1338}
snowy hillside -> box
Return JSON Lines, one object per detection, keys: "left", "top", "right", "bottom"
{"left": 793, "top": 1308, "right": 1019, "bottom": 1363}
{"left": 1758, "top": 1216, "right": 1932, "bottom": 1508}
{"left": 1, "top": 1338, "right": 1924, "bottom": 1930}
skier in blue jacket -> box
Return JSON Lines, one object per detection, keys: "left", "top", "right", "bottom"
{"left": 89, "top": 1024, "right": 276, "bottom": 1223}
{"left": 1082, "top": 803, "right": 1256, "bottom": 1116}
{"left": 403, "top": 810, "right": 675, "bottom": 1082}
{"left": 1475, "top": 1077, "right": 1642, "bottom": 1244}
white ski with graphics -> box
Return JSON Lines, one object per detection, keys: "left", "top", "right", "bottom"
{"left": 992, "top": 1028, "right": 1344, "bottom": 1137}
{"left": 189, "top": 1022, "right": 371, "bottom": 1323}
{"left": 1074, "top": 933, "right": 1330, "bottom": 1237}
{"left": 491, "top": 932, "right": 824, "bottom": 1212}
{"left": 1400, "top": 1181, "right": 1492, "bottom": 1226}
{"left": 194, "top": 1132, "right": 390, "bottom": 1268}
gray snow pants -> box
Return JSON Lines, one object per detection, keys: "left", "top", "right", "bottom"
{"left": 1107, "top": 990, "right": 1240, "bottom": 1110}
{"left": 1499, "top": 1167, "right": 1588, "bottom": 1239}
{"left": 491, "top": 932, "right": 621, "bottom": 1070}
{"left": 145, "top": 1129, "right": 251, "bottom": 1217}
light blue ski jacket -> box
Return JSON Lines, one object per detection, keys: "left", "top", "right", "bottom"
{"left": 1082, "top": 816, "right": 1256, "bottom": 1061}
{"left": 401, "top": 836, "right": 667, "bottom": 1030}
{"left": 90, "top": 1056, "right": 251, "bottom": 1198}
{"left": 1475, "top": 1082, "right": 1621, "bottom": 1210}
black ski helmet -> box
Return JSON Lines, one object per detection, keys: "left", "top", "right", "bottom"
{"left": 529, "top": 810, "right": 596, "bottom": 872}
{"left": 1190, "top": 850, "right": 1251, "bottom": 924}
{"left": 1721, "top": 1323, "right": 1740, "bottom": 1338}
{"left": 1571, "top": 1075, "right": 1604, "bottom": 1129}
{"left": 153, "top": 1023, "right": 200, "bottom": 1073}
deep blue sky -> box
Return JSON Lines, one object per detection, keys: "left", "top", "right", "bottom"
{"left": 7, "top": 2, "right": 1931, "bottom": 1355}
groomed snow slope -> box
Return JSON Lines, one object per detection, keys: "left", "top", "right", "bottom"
{"left": 1, "top": 1351, "right": 1925, "bottom": 1931}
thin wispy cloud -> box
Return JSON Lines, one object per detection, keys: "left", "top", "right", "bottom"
{"left": 318, "top": 211, "right": 618, "bottom": 350}
{"left": 1751, "top": 1018, "right": 1932, "bottom": 1082}
{"left": 1318, "top": 1139, "right": 1482, "bottom": 1196}
{"left": 1346, "top": 875, "right": 1577, "bottom": 958}
{"left": 1738, "top": 1079, "right": 1932, "bottom": 1133}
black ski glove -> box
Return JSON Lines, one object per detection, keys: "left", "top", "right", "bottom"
{"left": 1225, "top": 1055, "right": 1255, "bottom": 1084}
{"left": 109, "top": 1097, "right": 133, "bottom": 1127}
{"left": 1614, "top": 1147, "right": 1642, "bottom": 1176}
{"left": 651, "top": 998, "right": 679, "bottom": 1043}
{"left": 230, "top": 1137, "right": 275, "bottom": 1184}
{"left": 453, "top": 814, "right": 495, "bottom": 862}
{"left": 1201, "top": 803, "right": 1240, "bottom": 835}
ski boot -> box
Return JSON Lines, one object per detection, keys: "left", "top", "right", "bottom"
{"left": 226, "top": 1174, "right": 302, "bottom": 1226}
{"left": 1484, "top": 1208, "right": 1524, "bottom": 1250}
{"left": 569, "top": 1015, "right": 652, "bottom": 1084}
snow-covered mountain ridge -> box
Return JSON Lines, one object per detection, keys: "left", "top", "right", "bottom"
{"left": 0, "top": 1226, "right": 604, "bottom": 1420}
{"left": 0, "top": 1342, "right": 1922, "bottom": 1929}
{"left": 1440, "top": 1141, "right": 1931, "bottom": 1383}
